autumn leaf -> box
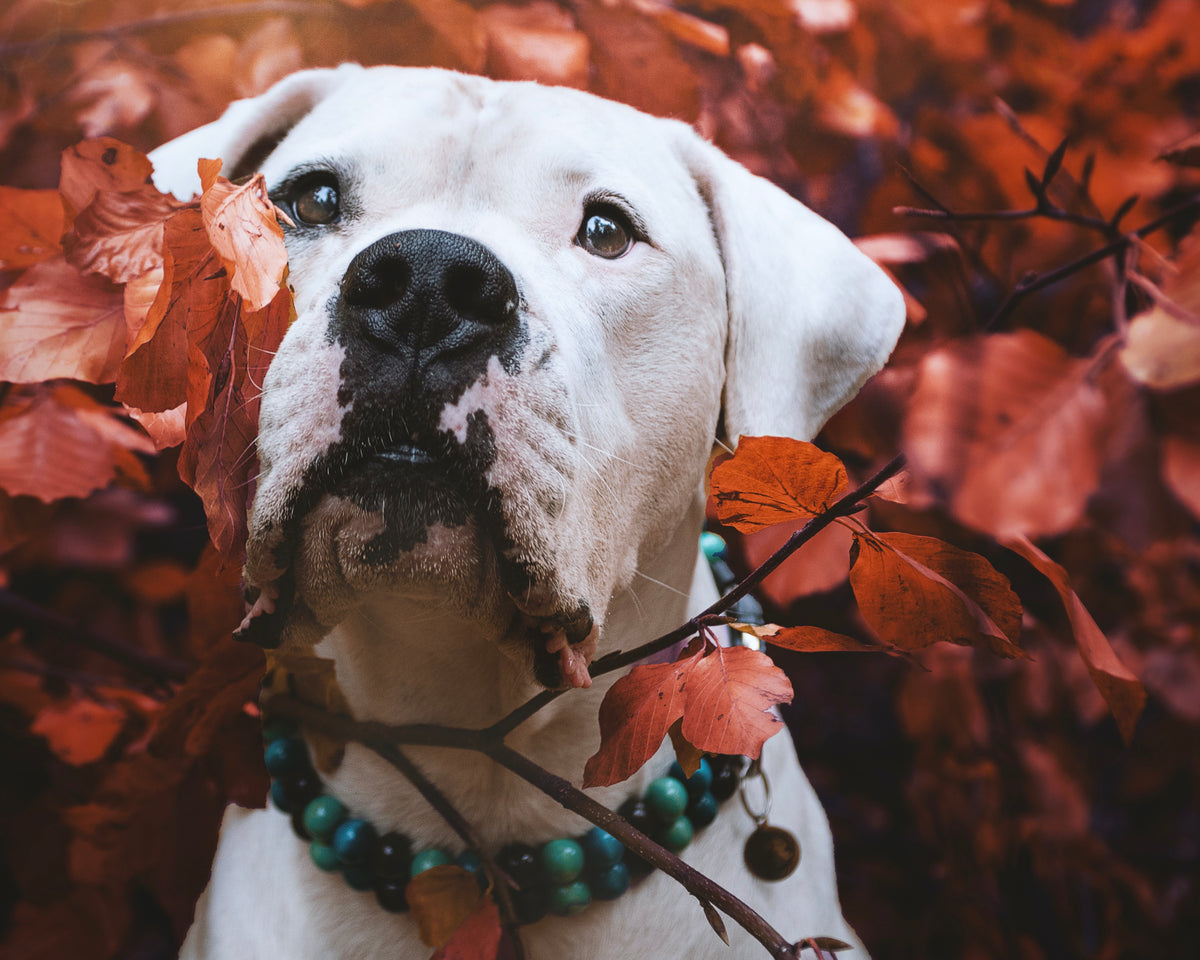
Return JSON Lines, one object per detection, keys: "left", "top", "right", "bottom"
{"left": 197, "top": 160, "right": 289, "bottom": 311}
{"left": 0, "top": 258, "right": 125, "bottom": 384}
{"left": 407, "top": 865, "right": 488, "bottom": 949}
{"left": 849, "top": 531, "right": 1024, "bottom": 657}
{"left": 431, "top": 895, "right": 503, "bottom": 960}
{"left": 1003, "top": 535, "right": 1145, "bottom": 743}
{"left": 64, "top": 185, "right": 180, "bottom": 284}
{"left": 31, "top": 698, "right": 127, "bottom": 766}
{"left": 759, "top": 624, "right": 882, "bottom": 653}
{"left": 58, "top": 138, "right": 156, "bottom": 220}
{"left": 0, "top": 185, "right": 64, "bottom": 268}
{"left": 584, "top": 638, "right": 791, "bottom": 787}
{"left": 710, "top": 436, "right": 848, "bottom": 532}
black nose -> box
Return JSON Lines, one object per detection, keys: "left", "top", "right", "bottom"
{"left": 339, "top": 229, "right": 519, "bottom": 354}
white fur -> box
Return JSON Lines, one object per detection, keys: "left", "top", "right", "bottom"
{"left": 150, "top": 65, "right": 904, "bottom": 959}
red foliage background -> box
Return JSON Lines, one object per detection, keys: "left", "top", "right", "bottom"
{"left": 2, "top": 1, "right": 1198, "bottom": 958}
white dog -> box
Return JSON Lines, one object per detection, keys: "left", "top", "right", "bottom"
{"left": 150, "top": 64, "right": 903, "bottom": 959}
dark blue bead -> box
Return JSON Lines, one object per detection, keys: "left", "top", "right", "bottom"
{"left": 590, "top": 862, "right": 631, "bottom": 901}
{"left": 510, "top": 886, "right": 547, "bottom": 925}
{"left": 497, "top": 843, "right": 541, "bottom": 890}
{"left": 374, "top": 879, "right": 408, "bottom": 913}
{"left": 686, "top": 758, "right": 713, "bottom": 798}
{"left": 456, "top": 850, "right": 482, "bottom": 873}
{"left": 709, "top": 756, "right": 743, "bottom": 801}
{"left": 687, "top": 790, "right": 719, "bottom": 828}
{"left": 668, "top": 761, "right": 687, "bottom": 782}
{"left": 264, "top": 737, "right": 309, "bottom": 777}
{"left": 581, "top": 827, "right": 624, "bottom": 870}
{"left": 708, "top": 557, "right": 736, "bottom": 590}
{"left": 270, "top": 780, "right": 290, "bottom": 811}
{"left": 617, "top": 798, "right": 656, "bottom": 878}
{"left": 343, "top": 865, "right": 373, "bottom": 891}
{"left": 271, "top": 773, "right": 320, "bottom": 814}
{"left": 372, "top": 832, "right": 412, "bottom": 882}
{"left": 333, "top": 818, "right": 377, "bottom": 866}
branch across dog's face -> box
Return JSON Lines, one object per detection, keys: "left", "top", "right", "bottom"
{"left": 148, "top": 65, "right": 904, "bottom": 693}
{"left": 226, "top": 70, "right": 728, "bottom": 684}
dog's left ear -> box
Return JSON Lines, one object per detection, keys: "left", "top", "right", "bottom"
{"left": 679, "top": 135, "right": 905, "bottom": 443}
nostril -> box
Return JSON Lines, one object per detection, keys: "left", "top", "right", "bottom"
{"left": 444, "top": 262, "right": 517, "bottom": 325}
{"left": 343, "top": 260, "right": 412, "bottom": 311}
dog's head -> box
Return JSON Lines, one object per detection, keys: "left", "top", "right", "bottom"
{"left": 151, "top": 65, "right": 904, "bottom": 686}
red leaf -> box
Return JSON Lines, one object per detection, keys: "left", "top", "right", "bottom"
{"left": 710, "top": 435, "right": 848, "bottom": 533}
{"left": 0, "top": 186, "right": 64, "bottom": 269}
{"left": 765, "top": 625, "right": 881, "bottom": 653}
{"left": 198, "top": 165, "right": 288, "bottom": 311}
{"left": 0, "top": 258, "right": 125, "bottom": 384}
{"left": 431, "top": 896, "right": 503, "bottom": 960}
{"left": 31, "top": 698, "right": 126, "bottom": 766}
{"left": 678, "top": 643, "right": 791, "bottom": 756}
{"left": 850, "top": 531, "right": 1024, "bottom": 657}
{"left": 583, "top": 644, "right": 702, "bottom": 788}
{"left": 407, "top": 865, "right": 487, "bottom": 949}
{"left": 59, "top": 138, "right": 155, "bottom": 219}
{"left": 63, "top": 186, "right": 180, "bottom": 284}
{"left": 1004, "top": 535, "right": 1145, "bottom": 743}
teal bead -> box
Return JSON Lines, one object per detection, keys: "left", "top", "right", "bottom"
{"left": 540, "top": 838, "right": 585, "bottom": 884}
{"left": 309, "top": 841, "right": 340, "bottom": 871}
{"left": 590, "top": 862, "right": 631, "bottom": 901}
{"left": 332, "top": 818, "right": 376, "bottom": 866}
{"left": 410, "top": 848, "right": 451, "bottom": 878}
{"left": 687, "top": 791, "right": 719, "bottom": 828}
{"left": 700, "top": 531, "right": 727, "bottom": 562}
{"left": 657, "top": 815, "right": 694, "bottom": 853}
{"left": 685, "top": 758, "right": 713, "bottom": 797}
{"left": 343, "top": 865, "right": 374, "bottom": 891}
{"left": 302, "top": 795, "right": 347, "bottom": 842}
{"left": 581, "top": 827, "right": 624, "bottom": 870}
{"left": 261, "top": 718, "right": 296, "bottom": 744}
{"left": 645, "top": 777, "right": 688, "bottom": 823}
{"left": 455, "top": 850, "right": 482, "bottom": 873}
{"left": 548, "top": 880, "right": 591, "bottom": 917}
{"left": 264, "top": 737, "right": 308, "bottom": 777}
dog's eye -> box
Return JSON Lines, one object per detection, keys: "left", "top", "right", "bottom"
{"left": 292, "top": 178, "right": 340, "bottom": 225}
{"left": 577, "top": 204, "right": 634, "bottom": 259}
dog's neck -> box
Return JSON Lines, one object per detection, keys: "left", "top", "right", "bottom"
{"left": 300, "top": 497, "right": 712, "bottom": 852}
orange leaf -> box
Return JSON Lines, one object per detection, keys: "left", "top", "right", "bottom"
{"left": 0, "top": 186, "right": 64, "bottom": 269}
{"left": 850, "top": 532, "right": 1024, "bottom": 657}
{"left": 63, "top": 185, "right": 180, "bottom": 284}
{"left": 0, "top": 258, "right": 125, "bottom": 384}
{"left": 31, "top": 698, "right": 126, "bottom": 766}
{"left": 765, "top": 625, "right": 881, "bottom": 653}
{"left": 583, "top": 644, "right": 702, "bottom": 788}
{"left": 199, "top": 166, "right": 288, "bottom": 312}
{"left": 710, "top": 436, "right": 848, "bottom": 533}
{"left": 59, "top": 138, "right": 155, "bottom": 220}
{"left": 407, "top": 866, "right": 486, "bottom": 949}
{"left": 679, "top": 643, "right": 791, "bottom": 757}
{"left": 431, "top": 896, "right": 503, "bottom": 960}
{"left": 1004, "top": 535, "right": 1145, "bottom": 743}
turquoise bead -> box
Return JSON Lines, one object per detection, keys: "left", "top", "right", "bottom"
{"left": 410, "top": 848, "right": 451, "bottom": 878}
{"left": 700, "top": 531, "right": 727, "bottom": 562}
{"left": 540, "top": 838, "right": 585, "bottom": 884}
{"left": 581, "top": 827, "right": 624, "bottom": 869}
{"left": 264, "top": 737, "right": 308, "bottom": 777}
{"left": 270, "top": 780, "right": 289, "bottom": 811}
{"left": 302, "top": 795, "right": 347, "bottom": 842}
{"left": 657, "top": 815, "right": 694, "bottom": 853}
{"left": 332, "top": 818, "right": 376, "bottom": 866}
{"left": 590, "top": 862, "right": 631, "bottom": 901}
{"left": 309, "top": 841, "right": 339, "bottom": 871}
{"left": 455, "top": 850, "right": 482, "bottom": 873}
{"left": 548, "top": 880, "right": 591, "bottom": 916}
{"left": 644, "top": 777, "right": 688, "bottom": 823}
{"left": 687, "top": 791, "right": 719, "bottom": 828}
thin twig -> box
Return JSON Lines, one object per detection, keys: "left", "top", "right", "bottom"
{"left": 1, "top": 588, "right": 191, "bottom": 687}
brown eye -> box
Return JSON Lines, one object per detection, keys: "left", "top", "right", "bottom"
{"left": 577, "top": 204, "right": 634, "bottom": 259}
{"left": 293, "top": 179, "right": 340, "bottom": 225}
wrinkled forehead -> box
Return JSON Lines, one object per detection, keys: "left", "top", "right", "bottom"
{"left": 259, "top": 69, "right": 698, "bottom": 219}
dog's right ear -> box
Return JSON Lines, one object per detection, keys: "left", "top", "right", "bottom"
{"left": 149, "top": 65, "right": 363, "bottom": 201}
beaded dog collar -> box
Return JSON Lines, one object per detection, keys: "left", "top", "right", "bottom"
{"left": 261, "top": 532, "right": 796, "bottom": 922}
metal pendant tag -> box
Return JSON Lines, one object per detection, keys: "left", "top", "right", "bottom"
{"left": 743, "top": 823, "right": 801, "bottom": 881}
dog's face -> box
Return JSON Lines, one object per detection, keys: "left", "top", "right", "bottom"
{"left": 151, "top": 66, "right": 904, "bottom": 686}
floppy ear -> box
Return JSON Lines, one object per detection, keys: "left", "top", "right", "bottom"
{"left": 149, "top": 64, "right": 364, "bottom": 201}
{"left": 681, "top": 136, "right": 905, "bottom": 443}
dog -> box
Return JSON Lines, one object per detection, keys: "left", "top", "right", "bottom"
{"left": 149, "top": 64, "right": 904, "bottom": 959}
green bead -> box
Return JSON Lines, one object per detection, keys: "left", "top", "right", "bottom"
{"left": 309, "top": 841, "right": 340, "bottom": 871}
{"left": 410, "top": 848, "right": 451, "bottom": 878}
{"left": 302, "top": 795, "right": 347, "bottom": 842}
{"left": 657, "top": 815, "right": 694, "bottom": 853}
{"left": 548, "top": 880, "right": 591, "bottom": 917}
{"left": 644, "top": 777, "right": 688, "bottom": 823}
{"left": 540, "top": 838, "right": 585, "bottom": 884}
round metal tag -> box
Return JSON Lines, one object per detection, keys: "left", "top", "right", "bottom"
{"left": 743, "top": 824, "right": 801, "bottom": 881}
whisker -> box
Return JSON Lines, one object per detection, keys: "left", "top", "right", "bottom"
{"left": 632, "top": 569, "right": 691, "bottom": 599}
